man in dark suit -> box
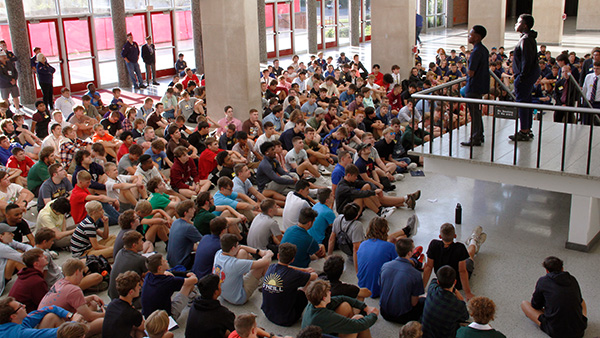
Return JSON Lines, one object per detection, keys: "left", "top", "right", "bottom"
{"left": 141, "top": 36, "right": 159, "bottom": 86}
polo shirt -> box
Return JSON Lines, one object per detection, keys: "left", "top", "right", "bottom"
{"left": 193, "top": 206, "right": 216, "bottom": 235}
{"left": 380, "top": 257, "right": 424, "bottom": 318}
{"left": 70, "top": 215, "right": 97, "bottom": 257}
{"left": 213, "top": 191, "right": 238, "bottom": 216}
{"left": 281, "top": 225, "right": 319, "bottom": 268}
{"left": 198, "top": 148, "right": 223, "bottom": 179}
{"left": 232, "top": 176, "right": 252, "bottom": 196}
{"left": 27, "top": 160, "right": 50, "bottom": 192}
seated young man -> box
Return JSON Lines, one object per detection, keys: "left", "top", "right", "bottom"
{"left": 0, "top": 296, "right": 81, "bottom": 337}
{"left": 219, "top": 123, "right": 237, "bottom": 150}
{"left": 38, "top": 258, "right": 105, "bottom": 336}
{"left": 137, "top": 126, "right": 167, "bottom": 153}
{"left": 103, "top": 271, "right": 145, "bottom": 338}
{"left": 248, "top": 199, "right": 283, "bottom": 253}
{"left": 37, "top": 162, "right": 72, "bottom": 213}
{"left": 327, "top": 203, "right": 365, "bottom": 272}
{"left": 166, "top": 125, "right": 198, "bottom": 163}
{"left": 256, "top": 141, "right": 299, "bottom": 201}
{"left": 147, "top": 177, "right": 180, "bottom": 216}
{"left": 355, "top": 132, "right": 404, "bottom": 183}
{"left": 331, "top": 150, "right": 353, "bottom": 194}
{"left": 198, "top": 137, "right": 224, "bottom": 180}
{"left": 144, "top": 139, "right": 173, "bottom": 170}
{"left": 457, "top": 297, "right": 506, "bottom": 338}
{"left": 69, "top": 200, "right": 116, "bottom": 258}
{"left": 108, "top": 230, "right": 149, "bottom": 302}
{"left": 281, "top": 179, "right": 315, "bottom": 231}
{"left": 421, "top": 266, "right": 469, "bottom": 338}
{"left": 104, "top": 162, "right": 147, "bottom": 207}
{"left": 167, "top": 200, "right": 202, "bottom": 269}
{"left": 170, "top": 146, "right": 210, "bottom": 198}
{"left": 232, "top": 131, "right": 261, "bottom": 168}
{"left": 71, "top": 149, "right": 108, "bottom": 194}
{"left": 191, "top": 217, "right": 228, "bottom": 279}
{"left": 323, "top": 255, "right": 371, "bottom": 301}
{"left": 285, "top": 136, "right": 328, "bottom": 187}
{"left": 321, "top": 123, "right": 351, "bottom": 162}
{"left": 422, "top": 223, "right": 487, "bottom": 302}
{"left": 0, "top": 172, "right": 34, "bottom": 219}
{"left": 193, "top": 191, "right": 244, "bottom": 239}
{"left": 301, "top": 279, "right": 379, "bottom": 337}
{"left": 233, "top": 163, "right": 284, "bottom": 211}
{"left": 262, "top": 242, "right": 318, "bottom": 326}
{"left": 69, "top": 172, "right": 118, "bottom": 227}
{"left": 34, "top": 228, "right": 103, "bottom": 291}
{"left": 281, "top": 207, "right": 325, "bottom": 269}
{"left": 213, "top": 233, "right": 274, "bottom": 305}
{"left": 335, "top": 164, "right": 420, "bottom": 217}
{"left": 141, "top": 253, "right": 198, "bottom": 325}
{"left": 8, "top": 248, "right": 48, "bottom": 313}
{"left": 375, "top": 127, "right": 417, "bottom": 175}
{"left": 214, "top": 176, "right": 259, "bottom": 223}
{"left": 91, "top": 123, "right": 121, "bottom": 159}
{"left": 0, "top": 222, "right": 31, "bottom": 294}
{"left": 520, "top": 256, "right": 587, "bottom": 338}
{"left": 186, "top": 274, "right": 235, "bottom": 338}
{"left": 144, "top": 310, "right": 174, "bottom": 338}
{"left": 354, "top": 143, "right": 396, "bottom": 192}
{"left": 303, "top": 126, "right": 332, "bottom": 167}
{"left": 135, "top": 154, "right": 184, "bottom": 200}
{"left": 6, "top": 147, "right": 34, "bottom": 187}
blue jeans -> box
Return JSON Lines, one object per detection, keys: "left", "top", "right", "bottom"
{"left": 101, "top": 202, "right": 120, "bottom": 226}
{"left": 395, "top": 157, "right": 411, "bottom": 173}
{"left": 162, "top": 109, "right": 175, "bottom": 120}
{"left": 126, "top": 61, "right": 144, "bottom": 87}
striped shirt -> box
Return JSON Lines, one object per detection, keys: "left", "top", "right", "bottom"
{"left": 70, "top": 216, "right": 97, "bottom": 257}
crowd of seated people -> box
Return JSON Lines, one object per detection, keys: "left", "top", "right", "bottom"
{"left": 0, "top": 44, "right": 590, "bottom": 338}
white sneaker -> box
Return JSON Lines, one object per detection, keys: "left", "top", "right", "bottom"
{"left": 394, "top": 173, "right": 405, "bottom": 181}
{"left": 407, "top": 163, "right": 418, "bottom": 170}
{"left": 380, "top": 206, "right": 396, "bottom": 219}
{"left": 319, "top": 165, "right": 332, "bottom": 176}
{"left": 316, "top": 176, "right": 330, "bottom": 187}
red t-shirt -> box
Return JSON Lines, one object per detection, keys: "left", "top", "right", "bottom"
{"left": 70, "top": 185, "right": 90, "bottom": 224}
{"left": 198, "top": 148, "right": 223, "bottom": 179}
{"left": 6, "top": 155, "right": 35, "bottom": 177}
{"left": 371, "top": 71, "right": 383, "bottom": 83}
{"left": 117, "top": 143, "right": 130, "bottom": 162}
{"left": 387, "top": 91, "right": 403, "bottom": 111}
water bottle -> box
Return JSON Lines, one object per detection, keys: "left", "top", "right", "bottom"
{"left": 455, "top": 203, "right": 462, "bottom": 224}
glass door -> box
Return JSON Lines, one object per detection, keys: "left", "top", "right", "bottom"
{"left": 266, "top": 3, "right": 277, "bottom": 58}
{"left": 338, "top": 0, "right": 349, "bottom": 45}
{"left": 28, "top": 20, "right": 65, "bottom": 96}
{"left": 265, "top": 1, "right": 295, "bottom": 58}
{"left": 359, "top": 0, "right": 371, "bottom": 42}
{"left": 150, "top": 12, "right": 176, "bottom": 77}
{"left": 318, "top": 0, "right": 338, "bottom": 49}
{"left": 94, "top": 15, "right": 118, "bottom": 86}
{"left": 426, "top": 0, "right": 446, "bottom": 29}
{"left": 293, "top": 0, "right": 308, "bottom": 54}
{"left": 63, "top": 17, "right": 97, "bottom": 92}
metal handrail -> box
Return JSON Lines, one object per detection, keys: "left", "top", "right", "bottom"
{"left": 418, "top": 77, "right": 466, "bottom": 94}
{"left": 488, "top": 69, "right": 516, "bottom": 101}
{"left": 568, "top": 75, "right": 593, "bottom": 109}
{"left": 411, "top": 94, "right": 600, "bottom": 115}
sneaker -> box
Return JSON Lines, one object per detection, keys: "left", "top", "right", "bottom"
{"left": 406, "top": 214, "right": 418, "bottom": 236}
{"left": 86, "top": 281, "right": 109, "bottom": 293}
{"left": 466, "top": 226, "right": 486, "bottom": 254}
{"left": 407, "top": 163, "right": 418, "bottom": 170}
{"left": 394, "top": 173, "right": 405, "bottom": 181}
{"left": 152, "top": 81, "right": 160, "bottom": 85}
{"left": 508, "top": 131, "right": 531, "bottom": 142}
{"left": 316, "top": 176, "right": 330, "bottom": 187}
{"left": 139, "top": 84, "right": 147, "bottom": 89}
{"left": 412, "top": 245, "right": 423, "bottom": 260}
{"left": 406, "top": 195, "right": 416, "bottom": 210}
{"left": 319, "top": 165, "right": 332, "bottom": 175}
{"left": 383, "top": 185, "right": 396, "bottom": 192}
{"left": 528, "top": 131, "right": 535, "bottom": 139}
{"left": 380, "top": 206, "right": 396, "bottom": 219}
{"left": 410, "top": 190, "right": 421, "bottom": 201}
{"left": 49, "top": 250, "right": 59, "bottom": 259}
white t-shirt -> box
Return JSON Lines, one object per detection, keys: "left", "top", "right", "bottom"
{"left": 254, "top": 134, "right": 278, "bottom": 155}
{"left": 0, "top": 183, "right": 23, "bottom": 204}
{"left": 54, "top": 96, "right": 76, "bottom": 119}
{"left": 281, "top": 191, "right": 311, "bottom": 230}
{"left": 105, "top": 175, "right": 133, "bottom": 200}
{"left": 284, "top": 148, "right": 308, "bottom": 171}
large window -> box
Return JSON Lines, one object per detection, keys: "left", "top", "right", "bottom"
{"left": 59, "top": 0, "right": 90, "bottom": 15}
{"left": 24, "top": 0, "right": 58, "bottom": 17}
{"left": 175, "top": 10, "right": 194, "bottom": 69}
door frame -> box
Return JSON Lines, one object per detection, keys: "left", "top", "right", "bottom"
{"left": 61, "top": 16, "right": 99, "bottom": 93}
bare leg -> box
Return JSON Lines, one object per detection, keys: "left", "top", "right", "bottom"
{"left": 199, "top": 179, "right": 212, "bottom": 192}
{"left": 87, "top": 318, "right": 104, "bottom": 337}
{"left": 37, "top": 313, "right": 63, "bottom": 329}
{"left": 79, "top": 273, "right": 103, "bottom": 290}
{"left": 166, "top": 189, "right": 186, "bottom": 201}
{"left": 297, "top": 161, "right": 321, "bottom": 178}
{"left": 120, "top": 188, "right": 138, "bottom": 206}
{"left": 142, "top": 241, "right": 154, "bottom": 253}
{"left": 5, "top": 259, "right": 25, "bottom": 279}
{"left": 177, "top": 188, "right": 195, "bottom": 199}
{"left": 379, "top": 195, "right": 407, "bottom": 208}
{"left": 520, "top": 301, "right": 543, "bottom": 326}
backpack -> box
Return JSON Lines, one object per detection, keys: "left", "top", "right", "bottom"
{"left": 336, "top": 217, "right": 356, "bottom": 256}
{"left": 85, "top": 254, "right": 111, "bottom": 280}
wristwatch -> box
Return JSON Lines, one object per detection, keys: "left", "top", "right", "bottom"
{"left": 66, "top": 312, "right": 74, "bottom": 321}
{"left": 256, "top": 248, "right": 260, "bottom": 255}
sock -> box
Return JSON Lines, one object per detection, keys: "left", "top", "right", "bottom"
{"left": 402, "top": 225, "right": 412, "bottom": 237}
{"left": 377, "top": 206, "right": 383, "bottom": 215}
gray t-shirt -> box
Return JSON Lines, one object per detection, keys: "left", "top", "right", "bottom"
{"left": 284, "top": 148, "right": 308, "bottom": 171}
{"left": 108, "top": 248, "right": 148, "bottom": 299}
{"left": 331, "top": 214, "right": 365, "bottom": 244}
{"left": 118, "top": 153, "right": 138, "bottom": 175}
{"left": 37, "top": 177, "right": 73, "bottom": 211}
{"left": 178, "top": 97, "right": 198, "bottom": 120}
{"left": 43, "top": 250, "right": 63, "bottom": 287}
{"left": 232, "top": 176, "right": 252, "bottom": 197}
{"left": 247, "top": 213, "right": 282, "bottom": 250}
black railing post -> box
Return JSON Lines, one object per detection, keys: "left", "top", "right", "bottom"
{"left": 536, "top": 110, "right": 543, "bottom": 169}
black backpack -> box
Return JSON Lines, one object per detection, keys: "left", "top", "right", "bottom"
{"left": 85, "top": 254, "right": 111, "bottom": 280}
{"left": 336, "top": 217, "right": 356, "bottom": 256}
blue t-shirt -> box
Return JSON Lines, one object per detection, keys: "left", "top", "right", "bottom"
{"left": 357, "top": 239, "right": 397, "bottom": 298}
{"left": 141, "top": 273, "right": 185, "bottom": 318}
{"left": 331, "top": 163, "right": 345, "bottom": 186}
{"left": 309, "top": 203, "right": 336, "bottom": 244}
{"left": 213, "top": 249, "right": 253, "bottom": 305}
{"left": 281, "top": 225, "right": 320, "bottom": 268}
{"left": 0, "top": 143, "right": 19, "bottom": 165}
{"left": 261, "top": 263, "right": 311, "bottom": 326}
{"left": 167, "top": 219, "right": 202, "bottom": 268}
{"left": 213, "top": 191, "right": 238, "bottom": 216}
{"left": 380, "top": 257, "right": 424, "bottom": 317}
{"left": 144, "top": 148, "right": 168, "bottom": 169}
{"left": 339, "top": 91, "right": 355, "bottom": 107}
{"left": 301, "top": 101, "right": 318, "bottom": 116}
{"left": 192, "top": 234, "right": 222, "bottom": 279}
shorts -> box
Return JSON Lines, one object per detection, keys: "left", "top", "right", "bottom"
{"left": 538, "top": 314, "right": 551, "bottom": 336}
{"left": 466, "top": 258, "right": 474, "bottom": 277}
{"left": 171, "top": 291, "right": 190, "bottom": 323}
{"left": 264, "top": 173, "right": 299, "bottom": 194}
{"left": 243, "top": 272, "right": 261, "bottom": 300}
{"left": 0, "top": 86, "right": 19, "bottom": 100}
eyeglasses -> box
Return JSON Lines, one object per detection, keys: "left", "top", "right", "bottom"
{"left": 11, "top": 303, "right": 24, "bottom": 315}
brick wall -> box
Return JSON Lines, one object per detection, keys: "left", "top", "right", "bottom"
{"left": 453, "top": 0, "right": 468, "bottom": 25}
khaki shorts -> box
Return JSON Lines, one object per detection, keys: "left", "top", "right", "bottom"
{"left": 243, "top": 272, "right": 261, "bottom": 300}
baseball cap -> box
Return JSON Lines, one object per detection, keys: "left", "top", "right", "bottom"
{"left": 0, "top": 222, "right": 17, "bottom": 234}
{"left": 314, "top": 107, "right": 325, "bottom": 116}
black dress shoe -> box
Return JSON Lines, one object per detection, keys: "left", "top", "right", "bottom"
{"left": 461, "top": 140, "right": 482, "bottom": 147}
{"left": 152, "top": 82, "right": 160, "bottom": 85}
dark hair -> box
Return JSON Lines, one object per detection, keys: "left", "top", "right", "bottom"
{"left": 118, "top": 209, "right": 137, "bottom": 230}
{"left": 297, "top": 326, "right": 323, "bottom": 338}
{"left": 39, "top": 146, "right": 55, "bottom": 163}
{"left": 22, "top": 248, "right": 44, "bottom": 268}
{"left": 345, "top": 163, "right": 359, "bottom": 176}
{"left": 115, "top": 271, "right": 141, "bottom": 297}
{"left": 146, "top": 177, "right": 162, "bottom": 193}
{"left": 294, "top": 179, "right": 310, "bottom": 192}
{"left": 0, "top": 296, "right": 16, "bottom": 324}
{"left": 342, "top": 202, "right": 360, "bottom": 221}
{"left": 4, "top": 203, "right": 21, "bottom": 215}
{"left": 395, "top": 238, "right": 414, "bottom": 258}
{"left": 519, "top": 14, "right": 534, "bottom": 29}
{"left": 278, "top": 243, "right": 297, "bottom": 264}
{"left": 260, "top": 198, "right": 277, "bottom": 213}
{"left": 198, "top": 274, "right": 221, "bottom": 300}
{"left": 74, "top": 149, "right": 90, "bottom": 166}
{"left": 10, "top": 147, "right": 23, "bottom": 156}
{"left": 260, "top": 141, "right": 274, "bottom": 155}
{"left": 146, "top": 253, "right": 164, "bottom": 273}
{"left": 139, "top": 153, "right": 152, "bottom": 164}
{"left": 298, "top": 207, "right": 318, "bottom": 225}
{"left": 472, "top": 25, "right": 487, "bottom": 39}
{"left": 220, "top": 233, "right": 239, "bottom": 252}
{"left": 50, "top": 197, "right": 71, "bottom": 215}
{"left": 543, "top": 256, "right": 563, "bottom": 273}
{"left": 123, "top": 230, "right": 143, "bottom": 249}
{"left": 215, "top": 151, "right": 229, "bottom": 166}
{"left": 35, "top": 227, "right": 56, "bottom": 244}
{"left": 217, "top": 176, "right": 233, "bottom": 190}
{"left": 323, "top": 255, "right": 344, "bottom": 282}
{"left": 210, "top": 217, "right": 228, "bottom": 235}
{"left": 119, "top": 130, "right": 133, "bottom": 141}
{"left": 195, "top": 191, "right": 211, "bottom": 209}
{"left": 128, "top": 144, "right": 143, "bottom": 156}
{"left": 317, "top": 188, "right": 331, "bottom": 204}
{"left": 175, "top": 200, "right": 195, "bottom": 218}
{"left": 437, "top": 265, "right": 457, "bottom": 288}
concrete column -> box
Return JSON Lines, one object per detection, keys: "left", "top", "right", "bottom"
{"left": 532, "top": 0, "right": 565, "bottom": 45}
{"left": 350, "top": 0, "right": 360, "bottom": 46}
{"left": 191, "top": 0, "right": 204, "bottom": 74}
{"left": 446, "top": 0, "right": 454, "bottom": 28}
{"left": 371, "top": 0, "right": 415, "bottom": 79}
{"left": 307, "top": 0, "right": 318, "bottom": 54}
{"left": 566, "top": 195, "right": 600, "bottom": 251}
{"left": 468, "top": 0, "right": 506, "bottom": 51}
{"left": 257, "top": 0, "right": 267, "bottom": 63}
{"left": 576, "top": 0, "right": 600, "bottom": 31}
{"left": 110, "top": 0, "right": 130, "bottom": 88}
{"left": 200, "top": 0, "right": 261, "bottom": 122}
{"left": 419, "top": 0, "right": 427, "bottom": 34}
{"left": 5, "top": 1, "right": 35, "bottom": 105}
